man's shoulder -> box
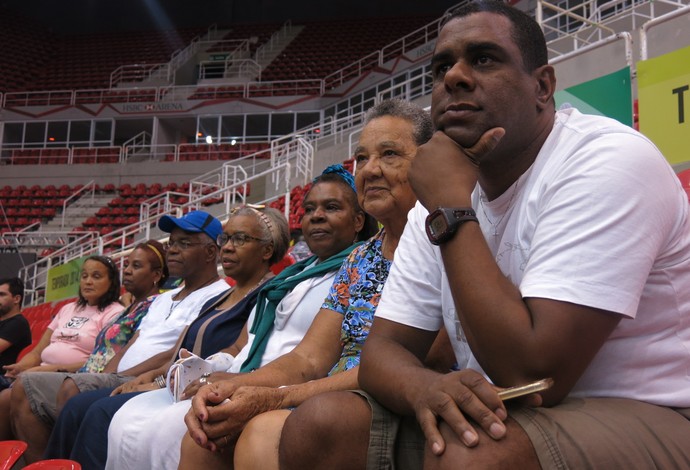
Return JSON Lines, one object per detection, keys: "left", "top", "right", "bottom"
{"left": 188, "top": 279, "right": 230, "bottom": 304}
{"left": 13, "top": 313, "right": 30, "bottom": 325}
{"left": 542, "top": 108, "right": 664, "bottom": 175}
{"left": 0, "top": 313, "right": 30, "bottom": 328}
{"left": 0, "top": 313, "right": 31, "bottom": 341}
{"left": 554, "top": 108, "right": 648, "bottom": 145}
{"left": 15, "top": 313, "right": 30, "bottom": 327}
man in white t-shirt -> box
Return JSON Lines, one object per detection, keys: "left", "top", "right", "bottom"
{"left": 279, "top": 2, "right": 690, "bottom": 469}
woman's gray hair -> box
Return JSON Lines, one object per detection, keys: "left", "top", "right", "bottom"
{"left": 363, "top": 98, "right": 433, "bottom": 146}
{"left": 229, "top": 206, "right": 289, "bottom": 265}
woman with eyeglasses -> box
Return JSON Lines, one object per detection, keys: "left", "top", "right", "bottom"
{"left": 109, "top": 206, "right": 289, "bottom": 398}
{"left": 102, "top": 165, "right": 379, "bottom": 470}
{"left": 0, "top": 255, "right": 124, "bottom": 440}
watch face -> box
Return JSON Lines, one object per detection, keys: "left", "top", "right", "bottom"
{"left": 429, "top": 212, "right": 448, "bottom": 237}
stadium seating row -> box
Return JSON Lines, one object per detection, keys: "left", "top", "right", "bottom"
{"left": 269, "top": 183, "right": 311, "bottom": 231}
{"left": 8, "top": 147, "right": 121, "bottom": 165}
{"left": 0, "top": 11, "right": 431, "bottom": 94}
{"left": 164, "top": 142, "right": 270, "bottom": 162}
{"left": 3, "top": 143, "right": 270, "bottom": 166}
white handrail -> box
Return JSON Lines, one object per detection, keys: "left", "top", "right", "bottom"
{"left": 549, "top": 31, "right": 633, "bottom": 67}
{"left": 640, "top": 4, "right": 690, "bottom": 60}
{"left": 60, "top": 181, "right": 96, "bottom": 229}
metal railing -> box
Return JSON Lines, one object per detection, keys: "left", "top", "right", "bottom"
{"left": 380, "top": 16, "right": 446, "bottom": 63}
{"left": 3, "top": 90, "right": 73, "bottom": 107}
{"left": 16, "top": 152, "right": 299, "bottom": 306}
{"left": 60, "top": 181, "right": 96, "bottom": 229}
{"left": 18, "top": 230, "right": 100, "bottom": 306}
{"left": 10, "top": 67, "right": 400, "bottom": 304}
{"left": 255, "top": 20, "right": 295, "bottom": 64}
{"left": 224, "top": 59, "right": 262, "bottom": 80}
{"left": 640, "top": 3, "right": 690, "bottom": 60}
{"left": 140, "top": 191, "right": 189, "bottom": 226}
{"left": 108, "top": 24, "right": 222, "bottom": 88}
{"left": 3, "top": 146, "right": 123, "bottom": 166}
{"left": 123, "top": 131, "right": 153, "bottom": 162}
{"left": 1, "top": 7, "right": 450, "bottom": 109}
{"left": 109, "top": 64, "right": 167, "bottom": 88}
{"left": 538, "top": 0, "right": 688, "bottom": 58}
{"left": 270, "top": 137, "right": 313, "bottom": 189}
{"left": 4, "top": 0, "right": 687, "bottom": 111}
{"left": 199, "top": 58, "right": 260, "bottom": 81}
{"left": 164, "top": 24, "right": 221, "bottom": 83}
{"left": 0, "top": 230, "right": 90, "bottom": 250}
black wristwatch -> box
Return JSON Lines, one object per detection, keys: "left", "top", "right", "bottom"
{"left": 425, "top": 207, "right": 478, "bottom": 245}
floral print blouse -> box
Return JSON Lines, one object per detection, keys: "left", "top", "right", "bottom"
{"left": 78, "top": 295, "right": 157, "bottom": 373}
{"left": 323, "top": 229, "right": 391, "bottom": 375}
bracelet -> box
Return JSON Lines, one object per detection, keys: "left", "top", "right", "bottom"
{"left": 154, "top": 375, "right": 166, "bottom": 388}
{"left": 199, "top": 372, "right": 212, "bottom": 385}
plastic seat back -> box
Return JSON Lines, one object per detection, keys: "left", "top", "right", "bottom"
{"left": 22, "top": 459, "right": 82, "bottom": 470}
{"left": 0, "top": 440, "right": 28, "bottom": 470}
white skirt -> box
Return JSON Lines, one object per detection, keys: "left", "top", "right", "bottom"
{"left": 106, "top": 388, "right": 191, "bottom": 470}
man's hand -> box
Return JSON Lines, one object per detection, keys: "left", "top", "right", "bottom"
{"left": 110, "top": 373, "right": 159, "bottom": 397}
{"left": 416, "top": 369, "right": 544, "bottom": 456}
{"left": 187, "top": 385, "right": 286, "bottom": 452}
{"left": 2, "top": 363, "right": 24, "bottom": 378}
{"left": 410, "top": 128, "right": 505, "bottom": 210}
{"left": 415, "top": 369, "right": 508, "bottom": 455}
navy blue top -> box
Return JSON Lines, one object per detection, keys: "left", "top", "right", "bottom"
{"left": 180, "top": 280, "right": 266, "bottom": 358}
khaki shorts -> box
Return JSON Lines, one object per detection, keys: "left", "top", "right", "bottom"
{"left": 357, "top": 391, "right": 690, "bottom": 470}
{"left": 21, "top": 372, "right": 132, "bottom": 425}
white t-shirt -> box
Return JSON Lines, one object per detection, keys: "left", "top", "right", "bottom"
{"left": 377, "top": 109, "right": 690, "bottom": 407}
{"left": 117, "top": 279, "right": 229, "bottom": 372}
{"left": 229, "top": 269, "right": 337, "bottom": 372}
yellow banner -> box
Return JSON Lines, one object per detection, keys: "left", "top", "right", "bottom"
{"left": 45, "top": 256, "right": 88, "bottom": 302}
{"left": 637, "top": 45, "right": 690, "bottom": 165}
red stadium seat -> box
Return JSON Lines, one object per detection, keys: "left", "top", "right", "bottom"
{"left": 22, "top": 459, "right": 81, "bottom": 470}
{"left": 677, "top": 169, "right": 690, "bottom": 189}
{"left": 0, "top": 440, "right": 28, "bottom": 470}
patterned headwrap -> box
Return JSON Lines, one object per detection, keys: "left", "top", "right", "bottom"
{"left": 316, "top": 164, "right": 356, "bottom": 193}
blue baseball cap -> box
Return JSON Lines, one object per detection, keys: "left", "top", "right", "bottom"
{"left": 158, "top": 210, "right": 222, "bottom": 244}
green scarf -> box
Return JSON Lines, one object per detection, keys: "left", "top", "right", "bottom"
{"left": 240, "top": 243, "right": 360, "bottom": 372}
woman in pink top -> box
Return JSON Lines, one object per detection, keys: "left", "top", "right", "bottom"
{"left": 0, "top": 255, "right": 123, "bottom": 438}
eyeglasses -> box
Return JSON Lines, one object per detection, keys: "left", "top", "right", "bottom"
{"left": 217, "top": 232, "right": 268, "bottom": 247}
{"left": 164, "top": 239, "right": 213, "bottom": 251}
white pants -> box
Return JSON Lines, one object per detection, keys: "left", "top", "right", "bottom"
{"left": 106, "top": 388, "right": 191, "bottom": 470}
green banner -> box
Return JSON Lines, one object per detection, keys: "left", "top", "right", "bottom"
{"left": 45, "top": 256, "right": 88, "bottom": 302}
{"left": 555, "top": 67, "right": 633, "bottom": 126}
{"left": 637, "top": 45, "right": 690, "bottom": 165}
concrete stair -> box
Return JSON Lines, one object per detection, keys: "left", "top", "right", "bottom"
{"left": 42, "top": 193, "right": 114, "bottom": 232}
